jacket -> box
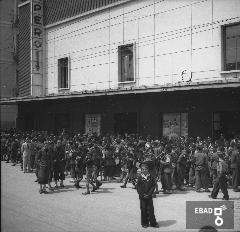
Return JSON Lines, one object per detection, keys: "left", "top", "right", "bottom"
{"left": 136, "top": 173, "right": 156, "bottom": 199}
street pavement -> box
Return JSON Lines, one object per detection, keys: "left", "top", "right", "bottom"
{"left": 1, "top": 161, "right": 240, "bottom": 232}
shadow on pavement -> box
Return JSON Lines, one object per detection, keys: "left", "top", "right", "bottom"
{"left": 158, "top": 219, "right": 177, "bottom": 227}
{"left": 93, "top": 187, "right": 116, "bottom": 194}
{"left": 156, "top": 190, "right": 191, "bottom": 197}
{"left": 46, "top": 189, "right": 75, "bottom": 194}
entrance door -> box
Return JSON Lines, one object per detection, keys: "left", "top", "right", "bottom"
{"left": 114, "top": 112, "right": 137, "bottom": 135}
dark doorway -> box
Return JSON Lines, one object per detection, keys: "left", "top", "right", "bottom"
{"left": 213, "top": 111, "right": 240, "bottom": 140}
{"left": 24, "top": 113, "right": 34, "bottom": 131}
{"left": 114, "top": 112, "right": 137, "bottom": 135}
{"left": 54, "top": 113, "right": 70, "bottom": 133}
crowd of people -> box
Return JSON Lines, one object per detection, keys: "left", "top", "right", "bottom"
{"left": 1, "top": 129, "right": 240, "bottom": 198}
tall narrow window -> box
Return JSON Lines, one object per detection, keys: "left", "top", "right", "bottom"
{"left": 223, "top": 23, "right": 240, "bottom": 71}
{"left": 118, "top": 44, "right": 135, "bottom": 82}
{"left": 58, "top": 57, "right": 69, "bottom": 89}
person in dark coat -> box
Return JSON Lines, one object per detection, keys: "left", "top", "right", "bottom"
{"left": 11, "top": 138, "right": 20, "bottom": 166}
{"left": 160, "top": 152, "right": 173, "bottom": 194}
{"left": 74, "top": 153, "right": 85, "bottom": 189}
{"left": 209, "top": 152, "right": 229, "bottom": 200}
{"left": 37, "top": 141, "right": 52, "bottom": 194}
{"left": 176, "top": 149, "right": 188, "bottom": 190}
{"left": 136, "top": 162, "right": 159, "bottom": 228}
{"left": 53, "top": 140, "right": 65, "bottom": 188}
{"left": 210, "top": 148, "right": 220, "bottom": 186}
{"left": 230, "top": 140, "right": 240, "bottom": 192}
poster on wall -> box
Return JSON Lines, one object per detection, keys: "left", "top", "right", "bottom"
{"left": 163, "top": 113, "right": 181, "bottom": 138}
{"left": 85, "top": 114, "right": 101, "bottom": 135}
{"left": 163, "top": 113, "right": 188, "bottom": 138}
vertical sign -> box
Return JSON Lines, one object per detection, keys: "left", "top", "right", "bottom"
{"left": 85, "top": 114, "right": 101, "bottom": 135}
{"left": 31, "top": 0, "right": 43, "bottom": 96}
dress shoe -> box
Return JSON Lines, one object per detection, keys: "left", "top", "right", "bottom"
{"left": 150, "top": 223, "right": 159, "bottom": 228}
{"left": 208, "top": 195, "right": 216, "bottom": 199}
{"left": 82, "top": 191, "right": 90, "bottom": 195}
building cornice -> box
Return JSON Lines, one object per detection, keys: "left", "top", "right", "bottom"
{"left": 1, "top": 79, "right": 240, "bottom": 105}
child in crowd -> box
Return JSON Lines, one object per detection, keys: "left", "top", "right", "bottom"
{"left": 135, "top": 162, "right": 159, "bottom": 228}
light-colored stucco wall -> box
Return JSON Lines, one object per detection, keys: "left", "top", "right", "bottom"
{"left": 45, "top": 0, "right": 240, "bottom": 94}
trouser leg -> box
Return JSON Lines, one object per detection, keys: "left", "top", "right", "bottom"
{"left": 211, "top": 178, "right": 220, "bottom": 198}
{"left": 140, "top": 198, "right": 149, "bottom": 226}
{"left": 23, "top": 156, "right": 27, "bottom": 172}
{"left": 195, "top": 170, "right": 202, "bottom": 190}
{"left": 147, "top": 198, "right": 157, "bottom": 226}
{"left": 219, "top": 175, "right": 229, "bottom": 199}
{"left": 232, "top": 168, "right": 239, "bottom": 190}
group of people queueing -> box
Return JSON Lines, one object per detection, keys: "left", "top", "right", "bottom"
{"left": 1, "top": 130, "right": 240, "bottom": 199}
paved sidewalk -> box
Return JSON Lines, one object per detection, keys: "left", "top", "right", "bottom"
{"left": 1, "top": 161, "right": 240, "bottom": 232}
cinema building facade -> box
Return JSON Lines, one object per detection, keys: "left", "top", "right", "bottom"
{"left": 1, "top": 0, "right": 240, "bottom": 139}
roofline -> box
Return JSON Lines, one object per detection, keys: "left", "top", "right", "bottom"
{"left": 1, "top": 79, "right": 240, "bottom": 105}
{"left": 18, "top": 0, "right": 30, "bottom": 8}
{"left": 44, "top": 0, "right": 135, "bottom": 29}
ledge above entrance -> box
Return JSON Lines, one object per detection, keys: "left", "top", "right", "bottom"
{"left": 1, "top": 78, "right": 240, "bottom": 105}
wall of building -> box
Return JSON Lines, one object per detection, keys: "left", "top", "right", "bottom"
{"left": 0, "top": 0, "right": 18, "bottom": 129}
{"left": 45, "top": 0, "right": 240, "bottom": 94}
